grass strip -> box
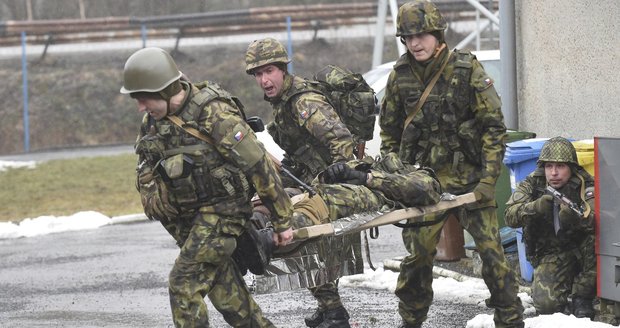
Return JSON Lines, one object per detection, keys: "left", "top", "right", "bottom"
{"left": 0, "top": 153, "right": 142, "bottom": 222}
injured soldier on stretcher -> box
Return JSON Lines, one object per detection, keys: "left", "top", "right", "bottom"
{"left": 232, "top": 152, "right": 442, "bottom": 280}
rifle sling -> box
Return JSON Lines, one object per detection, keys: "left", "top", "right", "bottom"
{"left": 166, "top": 115, "right": 215, "bottom": 145}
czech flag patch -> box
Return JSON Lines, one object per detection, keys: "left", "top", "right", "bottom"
{"left": 299, "top": 110, "right": 309, "bottom": 120}
{"left": 234, "top": 131, "right": 244, "bottom": 141}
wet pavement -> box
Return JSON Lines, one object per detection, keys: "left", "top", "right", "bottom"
{"left": 0, "top": 220, "right": 497, "bottom": 328}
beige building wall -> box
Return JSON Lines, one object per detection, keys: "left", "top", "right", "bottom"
{"left": 514, "top": 0, "right": 619, "bottom": 139}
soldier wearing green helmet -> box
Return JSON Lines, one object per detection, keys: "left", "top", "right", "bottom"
{"left": 245, "top": 37, "right": 357, "bottom": 328}
{"left": 380, "top": 1, "right": 524, "bottom": 327}
{"left": 395, "top": 0, "right": 447, "bottom": 40}
{"left": 121, "top": 47, "right": 295, "bottom": 328}
{"left": 505, "top": 137, "right": 596, "bottom": 320}
{"left": 244, "top": 37, "right": 355, "bottom": 183}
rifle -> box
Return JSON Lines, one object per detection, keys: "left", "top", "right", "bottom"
{"left": 267, "top": 153, "right": 317, "bottom": 197}
{"left": 545, "top": 185, "right": 585, "bottom": 218}
{"left": 247, "top": 116, "right": 317, "bottom": 197}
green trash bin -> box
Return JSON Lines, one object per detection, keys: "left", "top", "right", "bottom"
{"left": 464, "top": 130, "right": 536, "bottom": 255}
{"left": 495, "top": 130, "right": 537, "bottom": 227}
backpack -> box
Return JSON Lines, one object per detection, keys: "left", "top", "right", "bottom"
{"left": 311, "top": 65, "right": 377, "bottom": 142}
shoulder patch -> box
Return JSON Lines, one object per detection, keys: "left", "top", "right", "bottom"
{"left": 299, "top": 110, "right": 310, "bottom": 120}
{"left": 471, "top": 66, "right": 495, "bottom": 92}
{"left": 483, "top": 77, "right": 494, "bottom": 89}
{"left": 234, "top": 130, "right": 245, "bottom": 142}
{"left": 585, "top": 186, "right": 595, "bottom": 199}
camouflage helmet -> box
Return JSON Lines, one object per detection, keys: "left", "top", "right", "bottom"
{"left": 120, "top": 47, "right": 182, "bottom": 100}
{"left": 396, "top": 0, "right": 447, "bottom": 37}
{"left": 537, "top": 137, "right": 579, "bottom": 166}
{"left": 245, "top": 38, "right": 291, "bottom": 74}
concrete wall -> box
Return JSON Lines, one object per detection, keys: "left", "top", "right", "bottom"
{"left": 515, "top": 0, "right": 619, "bottom": 139}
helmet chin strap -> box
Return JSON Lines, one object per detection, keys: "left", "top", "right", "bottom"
{"left": 157, "top": 90, "right": 172, "bottom": 116}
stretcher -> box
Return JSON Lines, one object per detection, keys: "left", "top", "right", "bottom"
{"left": 248, "top": 192, "right": 477, "bottom": 294}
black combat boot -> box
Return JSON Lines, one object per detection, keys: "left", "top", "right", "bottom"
{"left": 304, "top": 307, "right": 324, "bottom": 327}
{"left": 316, "top": 306, "right": 351, "bottom": 328}
{"left": 573, "top": 297, "right": 595, "bottom": 319}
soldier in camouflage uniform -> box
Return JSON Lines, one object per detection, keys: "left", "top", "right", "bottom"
{"left": 120, "top": 47, "right": 294, "bottom": 328}
{"left": 379, "top": 1, "right": 524, "bottom": 327}
{"left": 505, "top": 137, "right": 596, "bottom": 319}
{"left": 245, "top": 37, "right": 356, "bottom": 185}
{"left": 254, "top": 153, "right": 441, "bottom": 296}
{"left": 270, "top": 153, "right": 443, "bottom": 233}
{"left": 245, "top": 38, "right": 358, "bottom": 328}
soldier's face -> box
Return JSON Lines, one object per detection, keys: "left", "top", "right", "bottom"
{"left": 253, "top": 64, "right": 285, "bottom": 99}
{"left": 404, "top": 32, "right": 439, "bottom": 62}
{"left": 544, "top": 162, "right": 571, "bottom": 188}
{"left": 134, "top": 96, "right": 167, "bottom": 120}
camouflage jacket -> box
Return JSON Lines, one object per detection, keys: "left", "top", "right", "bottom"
{"left": 136, "top": 81, "right": 292, "bottom": 232}
{"left": 379, "top": 47, "right": 506, "bottom": 194}
{"left": 267, "top": 74, "right": 355, "bottom": 183}
{"left": 504, "top": 167, "right": 595, "bottom": 262}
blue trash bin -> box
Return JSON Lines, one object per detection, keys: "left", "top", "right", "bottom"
{"left": 503, "top": 138, "right": 549, "bottom": 282}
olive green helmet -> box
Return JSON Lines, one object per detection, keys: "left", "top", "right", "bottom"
{"left": 245, "top": 38, "right": 291, "bottom": 74}
{"left": 396, "top": 0, "right": 447, "bottom": 37}
{"left": 537, "top": 137, "right": 579, "bottom": 166}
{"left": 120, "top": 47, "right": 182, "bottom": 100}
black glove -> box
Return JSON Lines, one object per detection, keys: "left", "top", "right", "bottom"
{"left": 324, "top": 162, "right": 348, "bottom": 183}
{"left": 324, "top": 162, "right": 368, "bottom": 185}
{"left": 558, "top": 205, "right": 582, "bottom": 228}
{"left": 524, "top": 194, "right": 554, "bottom": 216}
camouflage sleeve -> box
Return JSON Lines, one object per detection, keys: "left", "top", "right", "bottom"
{"left": 203, "top": 99, "right": 293, "bottom": 232}
{"left": 291, "top": 92, "right": 355, "bottom": 162}
{"left": 579, "top": 184, "right": 595, "bottom": 232}
{"left": 379, "top": 70, "right": 405, "bottom": 156}
{"left": 504, "top": 175, "right": 538, "bottom": 228}
{"left": 245, "top": 156, "right": 294, "bottom": 232}
{"left": 470, "top": 59, "right": 506, "bottom": 185}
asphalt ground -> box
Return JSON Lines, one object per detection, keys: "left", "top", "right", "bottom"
{"left": 0, "top": 217, "right": 504, "bottom": 328}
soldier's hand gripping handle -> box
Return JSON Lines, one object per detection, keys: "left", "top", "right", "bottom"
{"left": 274, "top": 227, "right": 294, "bottom": 246}
{"left": 522, "top": 194, "right": 553, "bottom": 219}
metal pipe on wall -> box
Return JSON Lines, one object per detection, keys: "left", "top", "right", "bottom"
{"left": 21, "top": 31, "right": 30, "bottom": 153}
{"left": 389, "top": 0, "right": 406, "bottom": 56}
{"left": 286, "top": 16, "right": 294, "bottom": 74}
{"left": 499, "top": 0, "right": 518, "bottom": 130}
{"left": 372, "top": 0, "right": 388, "bottom": 68}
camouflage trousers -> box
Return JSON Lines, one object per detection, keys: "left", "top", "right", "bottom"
{"left": 292, "top": 183, "right": 385, "bottom": 310}
{"left": 395, "top": 206, "right": 524, "bottom": 328}
{"left": 531, "top": 234, "right": 596, "bottom": 314}
{"left": 167, "top": 212, "right": 274, "bottom": 328}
